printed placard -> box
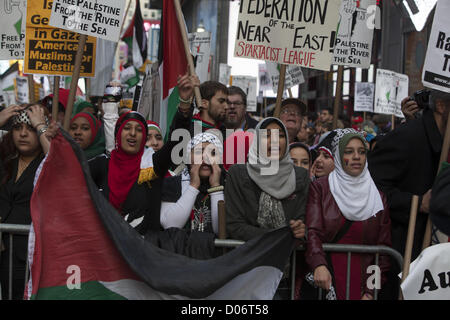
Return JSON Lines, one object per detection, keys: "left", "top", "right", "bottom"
{"left": 266, "top": 62, "right": 305, "bottom": 93}
{"left": 234, "top": 0, "right": 342, "bottom": 71}
{"left": 231, "top": 75, "right": 257, "bottom": 112}
{"left": 374, "top": 69, "right": 408, "bottom": 118}
{"left": 0, "top": 0, "right": 26, "bottom": 59}
{"left": 49, "top": 0, "right": 126, "bottom": 42}
{"left": 354, "top": 82, "right": 374, "bottom": 112}
{"left": 188, "top": 31, "right": 212, "bottom": 83}
{"left": 15, "top": 76, "right": 29, "bottom": 104}
{"left": 24, "top": 0, "right": 97, "bottom": 77}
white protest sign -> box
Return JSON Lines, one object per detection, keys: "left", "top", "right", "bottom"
{"left": 234, "top": 0, "right": 342, "bottom": 71}
{"left": 231, "top": 75, "right": 257, "bottom": 112}
{"left": 49, "top": 0, "right": 126, "bottom": 42}
{"left": 374, "top": 69, "right": 408, "bottom": 118}
{"left": 0, "top": 0, "right": 26, "bottom": 60}
{"left": 15, "top": 76, "right": 29, "bottom": 104}
{"left": 219, "top": 63, "right": 231, "bottom": 86}
{"left": 258, "top": 63, "right": 272, "bottom": 91}
{"left": 400, "top": 243, "right": 450, "bottom": 300}
{"left": 333, "top": 0, "right": 377, "bottom": 68}
{"left": 422, "top": 0, "right": 450, "bottom": 93}
{"left": 188, "top": 31, "right": 211, "bottom": 83}
{"left": 354, "top": 82, "right": 374, "bottom": 112}
{"left": 266, "top": 62, "right": 304, "bottom": 93}
{"left": 403, "top": 0, "right": 437, "bottom": 32}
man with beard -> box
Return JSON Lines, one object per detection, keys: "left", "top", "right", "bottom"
{"left": 224, "top": 86, "right": 258, "bottom": 132}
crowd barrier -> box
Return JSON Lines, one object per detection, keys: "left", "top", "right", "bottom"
{"left": 1, "top": 224, "right": 403, "bottom": 300}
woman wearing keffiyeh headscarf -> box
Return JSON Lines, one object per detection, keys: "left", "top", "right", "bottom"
{"left": 160, "top": 132, "right": 224, "bottom": 235}
{"left": 304, "top": 128, "right": 392, "bottom": 300}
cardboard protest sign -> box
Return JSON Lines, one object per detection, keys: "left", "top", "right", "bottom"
{"left": 14, "top": 76, "right": 29, "bottom": 104}
{"left": 333, "top": 0, "right": 377, "bottom": 68}
{"left": 0, "top": 0, "right": 26, "bottom": 59}
{"left": 258, "top": 63, "right": 272, "bottom": 91}
{"left": 219, "top": 63, "right": 231, "bottom": 86}
{"left": 188, "top": 31, "right": 211, "bottom": 83}
{"left": 354, "top": 82, "right": 374, "bottom": 112}
{"left": 400, "top": 243, "right": 450, "bottom": 300}
{"left": 49, "top": 0, "right": 126, "bottom": 42}
{"left": 403, "top": 0, "right": 437, "bottom": 32}
{"left": 231, "top": 75, "right": 257, "bottom": 112}
{"left": 24, "top": 0, "right": 96, "bottom": 77}
{"left": 234, "top": 0, "right": 342, "bottom": 71}
{"left": 266, "top": 62, "right": 304, "bottom": 93}
{"left": 422, "top": 0, "right": 450, "bottom": 93}
{"left": 374, "top": 69, "right": 408, "bottom": 118}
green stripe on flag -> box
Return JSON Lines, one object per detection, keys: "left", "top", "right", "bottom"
{"left": 32, "top": 281, "right": 127, "bottom": 300}
{"left": 165, "top": 87, "right": 180, "bottom": 142}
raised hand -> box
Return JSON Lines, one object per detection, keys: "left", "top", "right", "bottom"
{"left": 0, "top": 104, "right": 23, "bottom": 127}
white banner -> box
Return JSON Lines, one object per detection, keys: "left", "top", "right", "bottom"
{"left": 0, "top": 0, "right": 26, "bottom": 60}
{"left": 374, "top": 69, "right": 408, "bottom": 118}
{"left": 234, "top": 0, "right": 342, "bottom": 71}
{"left": 49, "top": 0, "right": 126, "bottom": 42}
{"left": 266, "top": 62, "right": 305, "bottom": 93}
{"left": 231, "top": 75, "right": 257, "bottom": 112}
{"left": 400, "top": 243, "right": 450, "bottom": 300}
{"left": 188, "top": 31, "right": 212, "bottom": 84}
{"left": 354, "top": 82, "right": 374, "bottom": 112}
{"left": 422, "top": 0, "right": 450, "bottom": 93}
{"left": 333, "top": 0, "right": 377, "bottom": 68}
{"left": 15, "top": 76, "right": 29, "bottom": 104}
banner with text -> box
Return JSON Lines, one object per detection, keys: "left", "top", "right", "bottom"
{"left": 422, "top": 0, "right": 450, "bottom": 93}
{"left": 354, "top": 82, "right": 374, "bottom": 112}
{"left": 24, "top": 0, "right": 97, "bottom": 76}
{"left": 188, "top": 31, "right": 211, "bottom": 84}
{"left": 231, "top": 75, "right": 257, "bottom": 112}
{"left": 49, "top": 0, "right": 126, "bottom": 42}
{"left": 234, "top": 0, "right": 342, "bottom": 71}
{"left": 266, "top": 62, "right": 305, "bottom": 93}
{"left": 0, "top": 0, "right": 26, "bottom": 59}
{"left": 374, "top": 69, "right": 408, "bottom": 118}
{"left": 333, "top": 0, "right": 377, "bottom": 68}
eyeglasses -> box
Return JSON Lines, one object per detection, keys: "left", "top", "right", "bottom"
{"left": 281, "top": 109, "right": 302, "bottom": 117}
{"left": 227, "top": 101, "right": 245, "bottom": 107}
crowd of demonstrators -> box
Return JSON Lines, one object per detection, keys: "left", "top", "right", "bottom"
{"left": 0, "top": 104, "right": 57, "bottom": 299}
{"left": 1, "top": 67, "right": 449, "bottom": 302}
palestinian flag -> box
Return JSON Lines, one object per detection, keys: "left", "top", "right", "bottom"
{"left": 159, "top": 0, "right": 188, "bottom": 140}
{"left": 122, "top": 0, "right": 148, "bottom": 69}
{"left": 25, "top": 130, "right": 296, "bottom": 300}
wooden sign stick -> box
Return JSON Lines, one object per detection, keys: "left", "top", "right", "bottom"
{"left": 273, "top": 64, "right": 287, "bottom": 118}
{"left": 333, "top": 66, "right": 344, "bottom": 130}
{"left": 52, "top": 76, "right": 60, "bottom": 122}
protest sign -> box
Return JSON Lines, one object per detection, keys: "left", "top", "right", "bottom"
{"left": 49, "top": 0, "right": 126, "bottom": 42}
{"left": 266, "top": 62, "right": 304, "bottom": 93}
{"left": 188, "top": 31, "right": 211, "bottom": 83}
{"left": 403, "top": 0, "right": 437, "bottom": 32}
{"left": 422, "top": 0, "right": 450, "bottom": 93}
{"left": 15, "top": 76, "right": 29, "bottom": 104}
{"left": 219, "top": 63, "right": 231, "bottom": 86}
{"left": 0, "top": 0, "right": 26, "bottom": 59}
{"left": 400, "top": 243, "right": 450, "bottom": 300}
{"left": 24, "top": 0, "right": 96, "bottom": 77}
{"left": 333, "top": 0, "right": 377, "bottom": 68}
{"left": 374, "top": 69, "right": 408, "bottom": 118}
{"left": 233, "top": 0, "right": 342, "bottom": 71}
{"left": 258, "top": 63, "right": 272, "bottom": 91}
{"left": 354, "top": 82, "right": 374, "bottom": 112}
{"left": 231, "top": 75, "right": 257, "bottom": 112}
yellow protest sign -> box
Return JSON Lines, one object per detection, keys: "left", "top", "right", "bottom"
{"left": 24, "top": 0, "right": 96, "bottom": 77}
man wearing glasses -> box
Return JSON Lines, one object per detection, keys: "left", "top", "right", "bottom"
{"left": 224, "top": 86, "right": 258, "bottom": 132}
{"left": 278, "top": 98, "right": 307, "bottom": 144}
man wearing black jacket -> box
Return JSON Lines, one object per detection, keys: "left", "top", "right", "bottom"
{"left": 368, "top": 90, "right": 450, "bottom": 299}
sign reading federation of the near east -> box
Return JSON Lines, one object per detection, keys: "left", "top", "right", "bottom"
{"left": 422, "top": 0, "right": 450, "bottom": 93}
{"left": 24, "top": 0, "right": 96, "bottom": 77}
{"left": 333, "top": 0, "right": 377, "bottom": 68}
{"left": 49, "top": 0, "right": 126, "bottom": 42}
{"left": 0, "top": 0, "right": 27, "bottom": 60}
{"left": 234, "top": 0, "right": 342, "bottom": 71}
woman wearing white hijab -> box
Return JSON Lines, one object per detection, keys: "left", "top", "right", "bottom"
{"left": 225, "top": 117, "right": 310, "bottom": 241}
{"left": 304, "top": 128, "right": 391, "bottom": 300}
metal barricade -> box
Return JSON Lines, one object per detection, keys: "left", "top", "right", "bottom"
{"left": 0, "top": 223, "right": 31, "bottom": 300}
{"left": 215, "top": 239, "right": 404, "bottom": 300}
